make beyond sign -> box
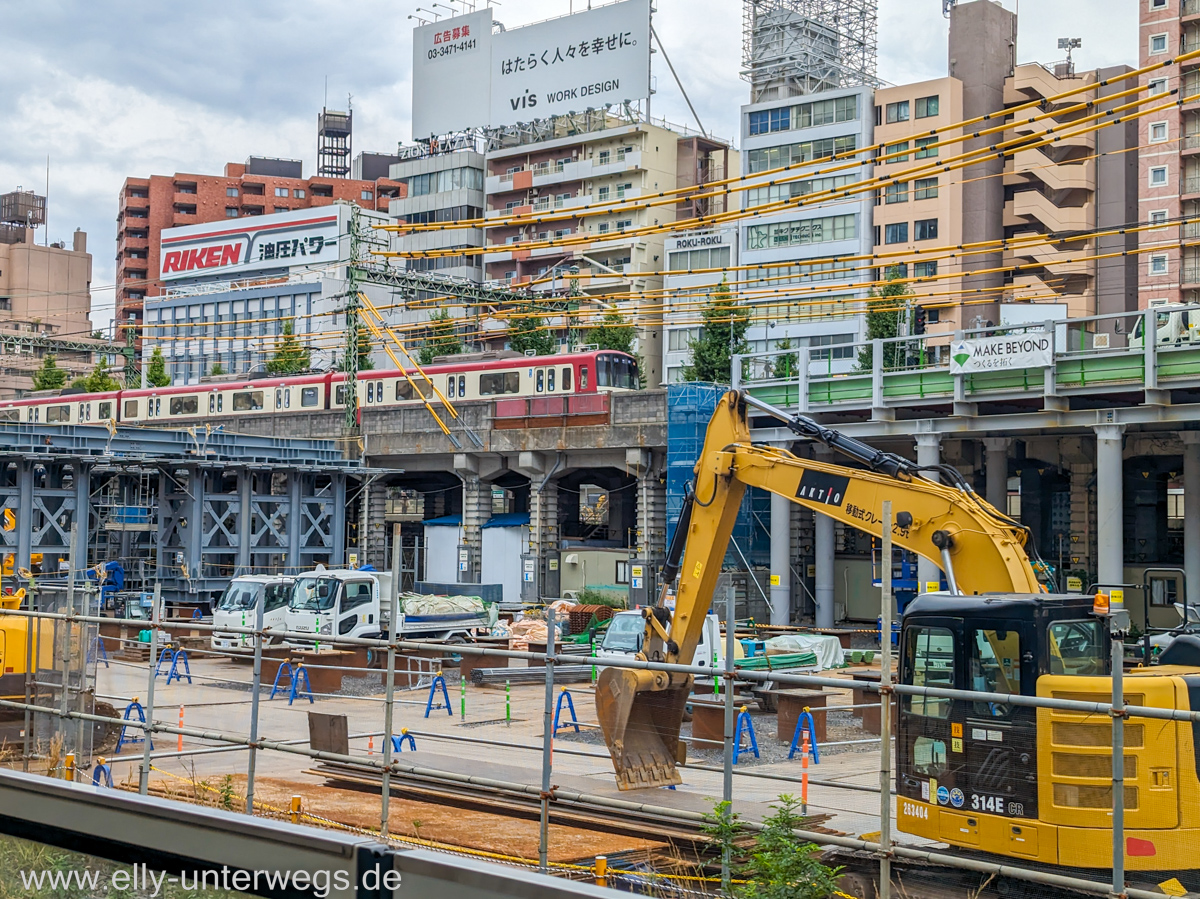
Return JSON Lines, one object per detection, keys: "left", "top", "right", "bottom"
{"left": 411, "top": 0, "right": 651, "bottom": 137}
{"left": 159, "top": 207, "right": 346, "bottom": 282}
{"left": 949, "top": 333, "right": 1054, "bottom": 375}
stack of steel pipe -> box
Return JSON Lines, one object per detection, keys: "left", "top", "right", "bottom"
{"left": 469, "top": 665, "right": 594, "bottom": 686}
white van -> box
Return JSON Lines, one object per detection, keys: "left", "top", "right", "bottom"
{"left": 211, "top": 575, "right": 294, "bottom": 652}
{"left": 598, "top": 610, "right": 726, "bottom": 670}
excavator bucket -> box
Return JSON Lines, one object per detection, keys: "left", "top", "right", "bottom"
{"left": 596, "top": 666, "right": 691, "bottom": 790}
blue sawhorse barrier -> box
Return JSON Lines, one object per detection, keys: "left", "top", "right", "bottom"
{"left": 87, "top": 635, "right": 109, "bottom": 669}
{"left": 114, "top": 700, "right": 152, "bottom": 754}
{"left": 425, "top": 675, "right": 452, "bottom": 718}
{"left": 269, "top": 662, "right": 314, "bottom": 704}
{"left": 165, "top": 649, "right": 192, "bottom": 685}
{"left": 152, "top": 647, "right": 173, "bottom": 680}
{"left": 92, "top": 762, "right": 113, "bottom": 787}
{"left": 553, "top": 689, "right": 579, "bottom": 734}
{"left": 390, "top": 731, "right": 417, "bottom": 752}
{"left": 192, "top": 608, "right": 203, "bottom": 619}
{"left": 732, "top": 706, "right": 759, "bottom": 764}
{"left": 788, "top": 708, "right": 821, "bottom": 763}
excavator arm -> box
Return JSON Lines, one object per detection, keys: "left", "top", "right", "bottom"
{"left": 596, "top": 390, "right": 1039, "bottom": 789}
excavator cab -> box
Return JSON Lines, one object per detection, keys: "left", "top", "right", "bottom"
{"left": 896, "top": 593, "right": 1108, "bottom": 845}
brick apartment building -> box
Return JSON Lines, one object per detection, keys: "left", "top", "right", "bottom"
{"left": 115, "top": 156, "right": 404, "bottom": 338}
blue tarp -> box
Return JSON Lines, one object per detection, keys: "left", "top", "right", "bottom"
{"left": 482, "top": 513, "right": 531, "bottom": 529}
{"left": 422, "top": 515, "right": 463, "bottom": 527}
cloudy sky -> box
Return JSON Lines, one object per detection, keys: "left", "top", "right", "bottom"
{"left": 0, "top": 0, "right": 1135, "bottom": 332}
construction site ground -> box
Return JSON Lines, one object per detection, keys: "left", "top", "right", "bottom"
{"left": 74, "top": 652, "right": 892, "bottom": 864}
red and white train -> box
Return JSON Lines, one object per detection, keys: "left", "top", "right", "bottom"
{"left": 0, "top": 350, "right": 641, "bottom": 425}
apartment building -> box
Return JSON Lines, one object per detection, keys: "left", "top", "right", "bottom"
{"left": 0, "top": 225, "right": 107, "bottom": 397}
{"left": 116, "top": 156, "right": 403, "bottom": 338}
{"left": 1139, "top": 0, "right": 1198, "bottom": 306}
{"left": 482, "top": 115, "right": 734, "bottom": 386}
{"left": 735, "top": 85, "right": 877, "bottom": 368}
{"left": 661, "top": 227, "right": 739, "bottom": 383}
{"left": 389, "top": 149, "right": 486, "bottom": 285}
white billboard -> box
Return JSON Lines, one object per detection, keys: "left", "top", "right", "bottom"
{"left": 410, "top": 0, "right": 651, "bottom": 137}
{"left": 159, "top": 206, "right": 348, "bottom": 282}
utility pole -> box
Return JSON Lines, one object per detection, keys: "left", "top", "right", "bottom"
{"left": 123, "top": 317, "right": 138, "bottom": 388}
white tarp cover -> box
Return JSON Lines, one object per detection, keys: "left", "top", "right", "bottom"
{"left": 764, "top": 633, "right": 845, "bottom": 671}
{"left": 400, "top": 593, "right": 496, "bottom": 627}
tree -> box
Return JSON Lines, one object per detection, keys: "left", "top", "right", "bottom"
{"left": 769, "top": 338, "right": 798, "bottom": 380}
{"left": 507, "top": 304, "right": 557, "bottom": 357}
{"left": 71, "top": 358, "right": 121, "bottom": 393}
{"left": 589, "top": 309, "right": 636, "bottom": 355}
{"left": 857, "top": 266, "right": 910, "bottom": 371}
{"left": 266, "top": 319, "right": 312, "bottom": 375}
{"left": 146, "top": 347, "right": 171, "bottom": 387}
{"left": 680, "top": 278, "right": 748, "bottom": 384}
{"left": 336, "top": 328, "right": 375, "bottom": 373}
{"left": 31, "top": 354, "right": 68, "bottom": 391}
{"left": 418, "top": 309, "right": 464, "bottom": 365}
{"left": 210, "top": 362, "right": 226, "bottom": 376}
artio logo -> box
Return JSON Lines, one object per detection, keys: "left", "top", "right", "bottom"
{"left": 162, "top": 243, "right": 244, "bottom": 274}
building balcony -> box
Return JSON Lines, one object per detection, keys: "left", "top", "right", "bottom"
{"left": 1182, "top": 220, "right": 1200, "bottom": 244}
{"left": 120, "top": 234, "right": 150, "bottom": 249}
{"left": 1185, "top": 176, "right": 1200, "bottom": 201}
{"left": 1183, "top": 34, "right": 1200, "bottom": 58}
{"left": 1183, "top": 265, "right": 1200, "bottom": 290}
{"left": 1186, "top": 0, "right": 1200, "bottom": 18}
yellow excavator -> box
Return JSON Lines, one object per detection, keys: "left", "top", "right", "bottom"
{"left": 596, "top": 390, "right": 1200, "bottom": 886}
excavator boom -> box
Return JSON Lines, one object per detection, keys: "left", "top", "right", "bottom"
{"left": 597, "top": 390, "right": 1039, "bottom": 789}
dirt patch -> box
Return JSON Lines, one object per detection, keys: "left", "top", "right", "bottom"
{"left": 151, "top": 773, "right": 665, "bottom": 865}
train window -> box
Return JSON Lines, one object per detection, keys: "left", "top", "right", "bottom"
{"left": 580, "top": 366, "right": 589, "bottom": 390}
{"left": 1048, "top": 620, "right": 1106, "bottom": 677}
{"left": 155, "top": 398, "right": 161, "bottom": 416}
{"left": 32, "top": 408, "right": 39, "bottom": 422}
{"left": 903, "top": 626, "right": 955, "bottom": 719}
{"left": 232, "top": 390, "right": 263, "bottom": 412}
{"left": 536, "top": 369, "right": 544, "bottom": 392}
{"left": 335, "top": 385, "right": 346, "bottom": 405}
{"left": 284, "top": 390, "right": 290, "bottom": 409}
{"left": 217, "top": 395, "right": 223, "bottom": 413}
{"left": 0, "top": 409, "right": 17, "bottom": 422}
{"left": 395, "top": 380, "right": 413, "bottom": 401}
{"left": 170, "top": 396, "right": 198, "bottom": 416}
{"left": 458, "top": 375, "right": 466, "bottom": 397}
{"left": 547, "top": 368, "right": 555, "bottom": 391}
{"left": 480, "top": 372, "right": 520, "bottom": 395}
{"left": 301, "top": 387, "right": 320, "bottom": 407}
{"left": 209, "top": 395, "right": 216, "bottom": 413}
{"left": 46, "top": 405, "right": 70, "bottom": 423}
{"left": 447, "top": 376, "right": 456, "bottom": 399}
{"left": 99, "top": 402, "right": 112, "bottom": 419}
{"left": 124, "top": 400, "right": 138, "bottom": 418}
{"left": 561, "top": 367, "right": 572, "bottom": 391}
{"left": 78, "top": 403, "right": 85, "bottom": 420}
{"left": 970, "top": 628, "right": 1021, "bottom": 716}
{"left": 275, "top": 389, "right": 284, "bottom": 410}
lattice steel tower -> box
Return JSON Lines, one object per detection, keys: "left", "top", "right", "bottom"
{"left": 742, "top": 0, "right": 879, "bottom": 102}
{"left": 317, "top": 105, "right": 353, "bottom": 179}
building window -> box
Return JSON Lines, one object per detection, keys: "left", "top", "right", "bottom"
{"left": 915, "top": 95, "right": 940, "bottom": 118}
{"left": 1151, "top": 121, "right": 1169, "bottom": 143}
{"left": 274, "top": 206, "right": 288, "bottom": 212}
{"left": 886, "top": 100, "right": 910, "bottom": 123}
{"left": 615, "top": 560, "right": 630, "bottom": 584}
{"left": 1150, "top": 33, "right": 1168, "bottom": 54}
{"left": 274, "top": 187, "right": 289, "bottom": 197}
{"left": 226, "top": 187, "right": 238, "bottom": 197}
{"left": 748, "top": 107, "right": 790, "bottom": 135}
{"left": 885, "top": 141, "right": 910, "bottom": 162}
{"left": 225, "top": 207, "right": 238, "bottom": 218}
{"left": 361, "top": 190, "right": 373, "bottom": 200}
{"left": 1150, "top": 210, "right": 1169, "bottom": 228}
{"left": 598, "top": 185, "right": 610, "bottom": 201}
{"left": 1150, "top": 165, "right": 1169, "bottom": 186}
{"left": 294, "top": 188, "right": 306, "bottom": 198}
{"left": 885, "top": 181, "right": 909, "bottom": 203}
{"left": 1150, "top": 254, "right": 1168, "bottom": 275}
{"left": 746, "top": 134, "right": 858, "bottom": 173}
{"left": 915, "top": 137, "right": 939, "bottom": 159}
{"left": 914, "top": 261, "right": 938, "bottom": 277}
{"left": 884, "top": 222, "right": 908, "bottom": 244}
{"left": 1149, "top": 77, "right": 1168, "bottom": 96}
{"left": 1151, "top": 0, "right": 1167, "bottom": 8}
{"left": 745, "top": 213, "right": 858, "bottom": 250}
{"left": 914, "top": 177, "right": 939, "bottom": 200}
{"left": 914, "top": 218, "right": 938, "bottom": 241}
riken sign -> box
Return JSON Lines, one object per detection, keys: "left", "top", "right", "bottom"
{"left": 412, "top": 0, "right": 651, "bottom": 136}
{"left": 159, "top": 207, "right": 345, "bottom": 282}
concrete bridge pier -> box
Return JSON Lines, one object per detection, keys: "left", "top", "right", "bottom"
{"left": 770, "top": 492, "right": 792, "bottom": 626}
{"left": 983, "top": 437, "right": 1010, "bottom": 512}
{"left": 915, "top": 434, "right": 942, "bottom": 591}
{"left": 1186, "top": 433, "right": 1200, "bottom": 610}
{"left": 1094, "top": 425, "right": 1126, "bottom": 592}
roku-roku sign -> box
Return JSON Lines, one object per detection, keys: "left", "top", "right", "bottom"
{"left": 161, "top": 243, "right": 244, "bottom": 274}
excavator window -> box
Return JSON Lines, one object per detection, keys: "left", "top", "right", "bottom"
{"left": 904, "top": 625, "right": 955, "bottom": 719}
{"left": 970, "top": 628, "right": 1022, "bottom": 717}
{"left": 1047, "top": 619, "right": 1106, "bottom": 676}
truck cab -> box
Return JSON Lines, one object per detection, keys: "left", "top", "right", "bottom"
{"left": 211, "top": 575, "right": 294, "bottom": 652}
{"left": 1130, "top": 304, "right": 1199, "bottom": 348}
{"left": 285, "top": 569, "right": 385, "bottom": 646}
{"left": 599, "top": 610, "right": 725, "bottom": 670}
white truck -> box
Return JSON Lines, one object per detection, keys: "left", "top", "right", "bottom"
{"left": 211, "top": 575, "right": 295, "bottom": 652}
{"left": 598, "top": 610, "right": 727, "bottom": 670}
{"left": 1130, "top": 304, "right": 1200, "bottom": 348}
{"left": 284, "top": 567, "right": 497, "bottom": 649}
